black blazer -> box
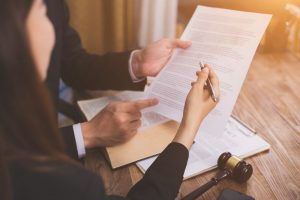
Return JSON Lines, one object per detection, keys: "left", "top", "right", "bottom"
{"left": 45, "top": 0, "right": 146, "bottom": 159}
{"left": 10, "top": 1, "right": 190, "bottom": 199}
{"left": 10, "top": 143, "right": 189, "bottom": 200}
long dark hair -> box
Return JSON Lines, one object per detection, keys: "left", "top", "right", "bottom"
{"left": 0, "top": 0, "right": 67, "bottom": 199}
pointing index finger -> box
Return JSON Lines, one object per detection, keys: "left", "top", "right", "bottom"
{"left": 133, "top": 98, "right": 159, "bottom": 110}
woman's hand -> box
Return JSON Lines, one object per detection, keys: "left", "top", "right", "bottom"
{"left": 173, "top": 65, "right": 220, "bottom": 149}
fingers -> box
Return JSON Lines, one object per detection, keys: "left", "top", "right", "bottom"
{"left": 114, "top": 111, "right": 141, "bottom": 125}
{"left": 124, "top": 112, "right": 142, "bottom": 122}
{"left": 120, "top": 120, "right": 142, "bottom": 141}
{"left": 195, "top": 64, "right": 219, "bottom": 88}
{"left": 109, "top": 98, "right": 158, "bottom": 123}
{"left": 166, "top": 39, "right": 192, "bottom": 49}
{"left": 110, "top": 98, "right": 159, "bottom": 113}
{"left": 195, "top": 67, "right": 209, "bottom": 88}
{"left": 205, "top": 64, "right": 220, "bottom": 101}
{"left": 205, "top": 64, "right": 219, "bottom": 88}
{"left": 195, "top": 64, "right": 221, "bottom": 101}
{"left": 130, "top": 120, "right": 142, "bottom": 130}
{"left": 132, "top": 98, "right": 159, "bottom": 110}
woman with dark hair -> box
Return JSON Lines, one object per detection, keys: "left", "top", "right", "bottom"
{"left": 0, "top": 0, "right": 220, "bottom": 200}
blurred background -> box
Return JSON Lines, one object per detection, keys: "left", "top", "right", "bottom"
{"left": 66, "top": 0, "right": 300, "bottom": 57}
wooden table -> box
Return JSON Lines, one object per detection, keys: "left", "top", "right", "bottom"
{"left": 83, "top": 53, "right": 300, "bottom": 200}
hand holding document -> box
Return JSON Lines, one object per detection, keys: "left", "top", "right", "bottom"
{"left": 78, "top": 6, "right": 272, "bottom": 174}
{"left": 146, "top": 6, "right": 272, "bottom": 139}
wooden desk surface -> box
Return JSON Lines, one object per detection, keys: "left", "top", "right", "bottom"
{"left": 83, "top": 53, "right": 300, "bottom": 200}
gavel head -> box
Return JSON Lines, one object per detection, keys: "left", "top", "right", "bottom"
{"left": 217, "top": 152, "right": 253, "bottom": 183}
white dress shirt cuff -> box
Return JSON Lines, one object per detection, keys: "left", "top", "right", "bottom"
{"left": 72, "top": 124, "right": 86, "bottom": 158}
{"left": 129, "top": 50, "right": 146, "bottom": 83}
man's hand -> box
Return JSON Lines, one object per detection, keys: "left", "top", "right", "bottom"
{"left": 131, "top": 38, "right": 192, "bottom": 79}
{"left": 80, "top": 98, "right": 158, "bottom": 148}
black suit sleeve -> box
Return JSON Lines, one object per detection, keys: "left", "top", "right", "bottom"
{"left": 85, "top": 175, "right": 124, "bottom": 200}
{"left": 84, "top": 142, "right": 188, "bottom": 200}
{"left": 60, "top": 126, "right": 79, "bottom": 160}
{"left": 60, "top": 1, "right": 146, "bottom": 91}
{"left": 127, "top": 142, "right": 189, "bottom": 200}
{"left": 57, "top": 130, "right": 188, "bottom": 200}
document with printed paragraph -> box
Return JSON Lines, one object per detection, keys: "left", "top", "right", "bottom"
{"left": 137, "top": 116, "right": 270, "bottom": 180}
{"left": 78, "top": 6, "right": 272, "bottom": 173}
{"left": 146, "top": 6, "right": 271, "bottom": 140}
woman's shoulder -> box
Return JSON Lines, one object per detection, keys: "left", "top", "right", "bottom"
{"left": 9, "top": 159, "right": 106, "bottom": 200}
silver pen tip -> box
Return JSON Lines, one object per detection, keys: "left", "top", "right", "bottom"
{"left": 212, "top": 95, "right": 217, "bottom": 102}
{"left": 199, "top": 61, "right": 204, "bottom": 69}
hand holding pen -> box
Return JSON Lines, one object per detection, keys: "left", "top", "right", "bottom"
{"left": 200, "top": 61, "right": 218, "bottom": 102}
{"left": 176, "top": 62, "right": 220, "bottom": 149}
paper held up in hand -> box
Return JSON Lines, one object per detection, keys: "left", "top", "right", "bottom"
{"left": 145, "top": 6, "right": 272, "bottom": 139}
{"left": 77, "top": 6, "right": 272, "bottom": 171}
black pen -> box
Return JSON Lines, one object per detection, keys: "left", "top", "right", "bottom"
{"left": 200, "top": 61, "right": 217, "bottom": 102}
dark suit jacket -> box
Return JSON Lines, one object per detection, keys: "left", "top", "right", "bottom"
{"left": 45, "top": 0, "right": 146, "bottom": 159}
{"left": 10, "top": 1, "right": 190, "bottom": 199}
{"left": 10, "top": 143, "right": 189, "bottom": 200}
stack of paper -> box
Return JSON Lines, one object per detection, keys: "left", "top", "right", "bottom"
{"left": 137, "top": 116, "right": 270, "bottom": 180}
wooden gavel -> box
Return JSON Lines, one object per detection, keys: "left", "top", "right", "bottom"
{"left": 182, "top": 152, "right": 253, "bottom": 200}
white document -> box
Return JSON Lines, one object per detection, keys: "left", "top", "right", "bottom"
{"left": 136, "top": 116, "right": 270, "bottom": 180}
{"left": 77, "top": 91, "right": 169, "bottom": 129}
{"left": 146, "top": 6, "right": 271, "bottom": 139}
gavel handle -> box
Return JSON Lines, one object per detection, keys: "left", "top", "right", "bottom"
{"left": 181, "top": 178, "right": 218, "bottom": 200}
{"left": 181, "top": 170, "right": 231, "bottom": 200}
